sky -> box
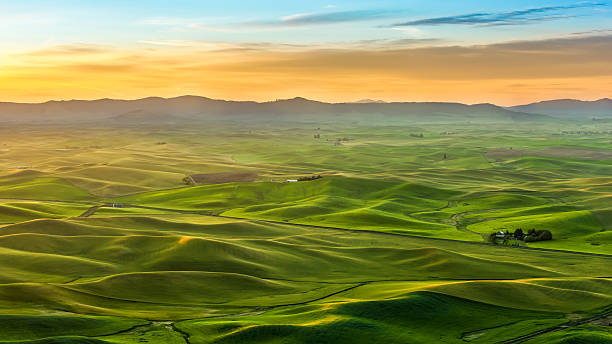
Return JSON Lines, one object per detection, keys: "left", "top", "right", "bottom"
{"left": 0, "top": 0, "right": 610, "bottom": 105}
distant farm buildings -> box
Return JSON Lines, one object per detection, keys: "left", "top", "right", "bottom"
{"left": 488, "top": 228, "right": 552, "bottom": 246}
{"left": 286, "top": 175, "right": 323, "bottom": 183}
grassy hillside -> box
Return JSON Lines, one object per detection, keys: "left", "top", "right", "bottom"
{"left": 120, "top": 174, "right": 611, "bottom": 254}
{"left": 0, "top": 315, "right": 146, "bottom": 342}
{"left": 119, "top": 177, "right": 478, "bottom": 240}
{"left": 524, "top": 325, "right": 612, "bottom": 344}
{"left": 0, "top": 212, "right": 609, "bottom": 342}
{"left": 0, "top": 172, "right": 93, "bottom": 201}
{"left": 177, "top": 291, "right": 568, "bottom": 344}
{"left": 0, "top": 200, "right": 91, "bottom": 223}
{"left": 0, "top": 122, "right": 611, "bottom": 343}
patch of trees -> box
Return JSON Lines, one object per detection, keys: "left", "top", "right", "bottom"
{"left": 297, "top": 175, "right": 323, "bottom": 182}
{"left": 314, "top": 134, "right": 321, "bottom": 139}
{"left": 488, "top": 228, "right": 552, "bottom": 245}
{"left": 410, "top": 133, "right": 424, "bottom": 138}
{"left": 523, "top": 228, "right": 553, "bottom": 242}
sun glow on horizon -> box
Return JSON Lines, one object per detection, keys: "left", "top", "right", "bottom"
{"left": 0, "top": 1, "right": 610, "bottom": 105}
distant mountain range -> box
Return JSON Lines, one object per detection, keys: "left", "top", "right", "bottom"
{"left": 509, "top": 98, "right": 612, "bottom": 118}
{"left": 0, "top": 95, "right": 608, "bottom": 124}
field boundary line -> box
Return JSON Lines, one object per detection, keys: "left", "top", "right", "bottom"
{"left": 1, "top": 197, "right": 609, "bottom": 258}
{"left": 499, "top": 306, "right": 612, "bottom": 343}
{"left": 125, "top": 204, "right": 612, "bottom": 258}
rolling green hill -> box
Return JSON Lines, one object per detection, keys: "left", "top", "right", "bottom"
{"left": 0, "top": 122, "right": 611, "bottom": 343}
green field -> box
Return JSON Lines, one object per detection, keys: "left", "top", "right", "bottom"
{"left": 0, "top": 120, "right": 611, "bottom": 343}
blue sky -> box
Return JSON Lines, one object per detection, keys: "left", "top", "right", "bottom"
{"left": 2, "top": 0, "right": 609, "bottom": 50}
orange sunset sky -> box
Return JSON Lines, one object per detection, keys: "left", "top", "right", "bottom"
{"left": 1, "top": 1, "right": 610, "bottom": 106}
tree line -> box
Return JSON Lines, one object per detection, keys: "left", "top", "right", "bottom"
{"left": 488, "top": 228, "right": 552, "bottom": 245}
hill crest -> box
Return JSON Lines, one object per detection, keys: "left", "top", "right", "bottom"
{"left": 0, "top": 95, "right": 556, "bottom": 124}
{"left": 510, "top": 98, "right": 612, "bottom": 118}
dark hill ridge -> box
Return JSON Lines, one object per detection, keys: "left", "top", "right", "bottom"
{"left": 510, "top": 98, "right": 612, "bottom": 118}
{"left": 352, "top": 99, "right": 387, "bottom": 103}
{"left": 0, "top": 96, "right": 551, "bottom": 124}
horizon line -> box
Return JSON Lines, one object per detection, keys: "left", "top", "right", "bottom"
{"left": 0, "top": 95, "right": 610, "bottom": 108}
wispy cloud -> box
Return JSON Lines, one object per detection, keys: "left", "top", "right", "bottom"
{"left": 391, "top": 27, "right": 426, "bottom": 38}
{"left": 390, "top": 2, "right": 606, "bottom": 27}
{"left": 244, "top": 9, "right": 397, "bottom": 28}
{"left": 567, "top": 28, "right": 612, "bottom": 36}
{"left": 138, "top": 40, "right": 314, "bottom": 51}
{"left": 3, "top": 34, "right": 611, "bottom": 104}
{"left": 137, "top": 37, "right": 444, "bottom": 52}
{"left": 139, "top": 10, "right": 397, "bottom": 32}
{"left": 138, "top": 40, "right": 224, "bottom": 48}
{"left": 351, "top": 38, "right": 443, "bottom": 48}
{"left": 19, "top": 44, "right": 109, "bottom": 56}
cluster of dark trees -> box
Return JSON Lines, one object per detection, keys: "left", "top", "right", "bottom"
{"left": 410, "top": 133, "right": 424, "bottom": 138}
{"left": 522, "top": 229, "right": 553, "bottom": 242}
{"left": 489, "top": 228, "right": 552, "bottom": 245}
{"left": 297, "top": 175, "right": 323, "bottom": 182}
{"left": 314, "top": 134, "right": 321, "bottom": 139}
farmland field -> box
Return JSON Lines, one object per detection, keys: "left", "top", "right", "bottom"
{"left": 0, "top": 120, "right": 611, "bottom": 343}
